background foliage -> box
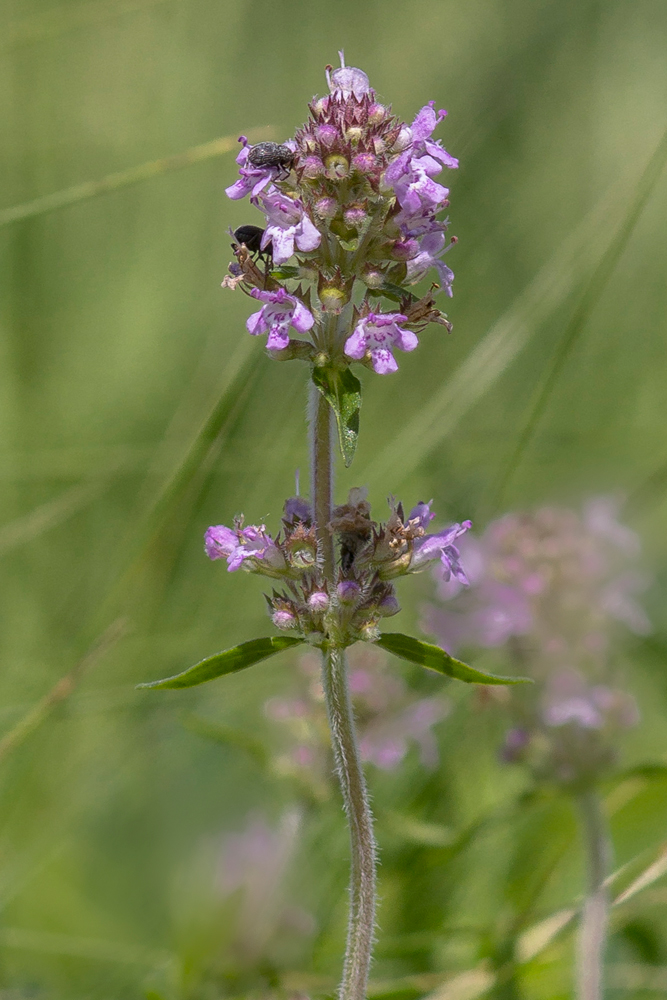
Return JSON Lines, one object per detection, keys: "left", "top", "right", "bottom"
{"left": 1, "top": 0, "right": 667, "bottom": 996}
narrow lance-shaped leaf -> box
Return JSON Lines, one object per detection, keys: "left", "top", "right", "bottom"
{"left": 312, "top": 366, "right": 361, "bottom": 468}
{"left": 375, "top": 633, "right": 531, "bottom": 686}
{"left": 137, "top": 636, "right": 305, "bottom": 690}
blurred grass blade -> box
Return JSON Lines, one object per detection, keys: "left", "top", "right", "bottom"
{"left": 138, "top": 636, "right": 305, "bottom": 690}
{"left": 0, "top": 619, "right": 126, "bottom": 764}
{"left": 183, "top": 715, "right": 270, "bottom": 768}
{"left": 1, "top": 0, "right": 174, "bottom": 53}
{"left": 0, "top": 126, "right": 273, "bottom": 227}
{"left": 492, "top": 125, "right": 667, "bottom": 509}
{"left": 361, "top": 155, "right": 664, "bottom": 490}
{"left": 375, "top": 632, "right": 530, "bottom": 685}
{"left": 95, "top": 335, "right": 259, "bottom": 622}
{"left": 0, "top": 926, "right": 170, "bottom": 966}
{"left": 0, "top": 481, "right": 102, "bottom": 555}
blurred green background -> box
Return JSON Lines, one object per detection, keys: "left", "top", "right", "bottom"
{"left": 2, "top": 0, "right": 667, "bottom": 996}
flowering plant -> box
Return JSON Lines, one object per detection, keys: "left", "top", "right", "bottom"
{"left": 424, "top": 498, "right": 650, "bottom": 1000}
{"left": 140, "top": 54, "right": 527, "bottom": 1000}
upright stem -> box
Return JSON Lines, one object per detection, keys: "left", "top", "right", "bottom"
{"left": 322, "top": 645, "right": 377, "bottom": 1000}
{"left": 311, "top": 388, "right": 335, "bottom": 580}
{"left": 576, "top": 789, "right": 611, "bottom": 1000}
{"left": 310, "top": 384, "right": 377, "bottom": 1000}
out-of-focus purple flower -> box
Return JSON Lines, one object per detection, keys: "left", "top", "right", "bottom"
{"left": 246, "top": 288, "right": 314, "bottom": 350}
{"left": 583, "top": 496, "right": 640, "bottom": 556}
{"left": 265, "top": 647, "right": 450, "bottom": 787}
{"left": 412, "top": 520, "right": 472, "bottom": 579}
{"left": 405, "top": 230, "right": 455, "bottom": 297}
{"left": 344, "top": 312, "right": 418, "bottom": 374}
{"left": 425, "top": 499, "right": 652, "bottom": 661}
{"left": 360, "top": 697, "right": 447, "bottom": 770}
{"left": 214, "top": 810, "right": 315, "bottom": 964}
{"left": 256, "top": 190, "right": 321, "bottom": 264}
{"left": 599, "top": 572, "right": 652, "bottom": 635}
{"left": 205, "top": 522, "right": 284, "bottom": 572}
{"left": 542, "top": 670, "right": 640, "bottom": 731}
{"left": 326, "top": 51, "right": 371, "bottom": 98}
{"left": 500, "top": 727, "right": 531, "bottom": 763}
{"left": 225, "top": 136, "right": 281, "bottom": 201}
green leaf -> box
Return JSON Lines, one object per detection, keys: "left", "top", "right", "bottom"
{"left": 137, "top": 636, "right": 305, "bottom": 690}
{"left": 312, "top": 366, "right": 362, "bottom": 468}
{"left": 374, "top": 633, "right": 531, "bottom": 685}
{"left": 270, "top": 265, "right": 300, "bottom": 279}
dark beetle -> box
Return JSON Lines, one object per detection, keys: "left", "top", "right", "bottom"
{"left": 232, "top": 224, "right": 273, "bottom": 264}
{"left": 247, "top": 141, "right": 295, "bottom": 174}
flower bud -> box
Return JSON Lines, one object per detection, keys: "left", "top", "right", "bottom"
{"left": 352, "top": 152, "right": 376, "bottom": 174}
{"left": 318, "top": 270, "right": 351, "bottom": 314}
{"left": 337, "top": 580, "right": 361, "bottom": 605}
{"left": 308, "top": 591, "right": 329, "bottom": 612}
{"left": 391, "top": 239, "right": 420, "bottom": 261}
{"left": 311, "top": 96, "right": 329, "bottom": 116}
{"left": 319, "top": 286, "right": 348, "bottom": 313}
{"left": 346, "top": 126, "right": 364, "bottom": 145}
{"left": 358, "top": 621, "right": 381, "bottom": 642}
{"left": 360, "top": 267, "right": 385, "bottom": 289}
{"left": 325, "top": 154, "right": 350, "bottom": 180}
{"left": 273, "top": 609, "right": 297, "bottom": 630}
{"left": 316, "top": 124, "right": 338, "bottom": 146}
{"left": 367, "top": 103, "right": 387, "bottom": 125}
{"left": 283, "top": 496, "right": 312, "bottom": 525}
{"left": 392, "top": 125, "right": 412, "bottom": 152}
{"left": 343, "top": 203, "right": 367, "bottom": 227}
{"left": 377, "top": 593, "right": 401, "bottom": 617}
{"left": 314, "top": 197, "right": 338, "bottom": 219}
{"left": 302, "top": 155, "right": 325, "bottom": 178}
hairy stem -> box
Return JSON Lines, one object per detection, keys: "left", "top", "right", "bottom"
{"left": 322, "top": 645, "right": 377, "bottom": 1000}
{"left": 311, "top": 386, "right": 335, "bottom": 579}
{"left": 310, "top": 382, "right": 376, "bottom": 1000}
{"left": 576, "top": 789, "right": 611, "bottom": 1000}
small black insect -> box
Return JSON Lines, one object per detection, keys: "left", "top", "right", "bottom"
{"left": 247, "top": 141, "right": 295, "bottom": 176}
{"left": 232, "top": 224, "right": 273, "bottom": 267}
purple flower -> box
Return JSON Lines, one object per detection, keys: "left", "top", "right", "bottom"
{"left": 406, "top": 230, "right": 455, "bottom": 297}
{"left": 344, "top": 312, "right": 418, "bottom": 374}
{"left": 411, "top": 521, "right": 472, "bottom": 579}
{"left": 359, "top": 697, "right": 448, "bottom": 770}
{"left": 325, "top": 51, "right": 371, "bottom": 98}
{"left": 225, "top": 136, "right": 280, "bottom": 201}
{"left": 337, "top": 580, "right": 361, "bottom": 604}
{"left": 409, "top": 102, "right": 459, "bottom": 169}
{"left": 384, "top": 150, "right": 451, "bottom": 216}
{"left": 205, "top": 522, "right": 283, "bottom": 572}
{"left": 246, "top": 288, "right": 314, "bottom": 350}
{"left": 383, "top": 103, "right": 457, "bottom": 218}
{"left": 256, "top": 190, "right": 321, "bottom": 265}
{"left": 408, "top": 501, "right": 436, "bottom": 529}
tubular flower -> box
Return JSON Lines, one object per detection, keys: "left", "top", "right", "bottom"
{"left": 256, "top": 190, "right": 321, "bottom": 264}
{"left": 205, "top": 522, "right": 284, "bottom": 573}
{"left": 411, "top": 521, "right": 472, "bottom": 578}
{"left": 405, "top": 230, "right": 455, "bottom": 296}
{"left": 344, "top": 312, "right": 418, "bottom": 373}
{"left": 246, "top": 288, "right": 315, "bottom": 350}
